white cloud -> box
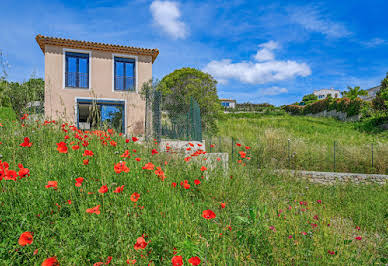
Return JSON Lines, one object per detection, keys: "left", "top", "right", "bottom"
{"left": 203, "top": 42, "right": 311, "bottom": 85}
{"left": 362, "top": 38, "right": 386, "bottom": 47}
{"left": 260, "top": 86, "right": 288, "bottom": 95}
{"left": 254, "top": 41, "right": 279, "bottom": 61}
{"left": 150, "top": 1, "right": 187, "bottom": 39}
{"left": 287, "top": 6, "right": 350, "bottom": 38}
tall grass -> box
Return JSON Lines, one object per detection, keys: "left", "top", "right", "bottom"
{"left": 209, "top": 113, "right": 388, "bottom": 174}
{"left": 0, "top": 118, "right": 387, "bottom": 265}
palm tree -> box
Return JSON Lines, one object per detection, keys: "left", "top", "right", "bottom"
{"left": 341, "top": 86, "right": 368, "bottom": 100}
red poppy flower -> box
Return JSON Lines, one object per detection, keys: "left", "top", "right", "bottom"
{"left": 56, "top": 142, "right": 68, "bottom": 153}
{"left": 210, "top": 144, "right": 215, "bottom": 148}
{"left": 20, "top": 137, "right": 32, "bottom": 147}
{"left": 142, "top": 162, "right": 155, "bottom": 170}
{"left": 220, "top": 202, "right": 226, "bottom": 209}
{"left": 183, "top": 183, "right": 190, "bottom": 189}
{"left": 171, "top": 255, "right": 183, "bottom": 266}
{"left": 132, "top": 137, "right": 138, "bottom": 142}
{"left": 151, "top": 149, "right": 158, "bottom": 155}
{"left": 355, "top": 236, "right": 362, "bottom": 240}
{"left": 130, "top": 192, "right": 140, "bottom": 202}
{"left": 328, "top": 250, "right": 335, "bottom": 255}
{"left": 83, "top": 159, "right": 89, "bottom": 165}
{"left": 171, "top": 182, "right": 177, "bottom": 187}
{"left": 188, "top": 142, "right": 194, "bottom": 147}
{"left": 83, "top": 150, "right": 94, "bottom": 157}
{"left": 20, "top": 113, "right": 28, "bottom": 120}
{"left": 110, "top": 141, "right": 117, "bottom": 147}
{"left": 121, "top": 150, "right": 130, "bottom": 158}
{"left": 42, "top": 257, "right": 59, "bottom": 266}
{"left": 86, "top": 205, "right": 101, "bottom": 215}
{"left": 200, "top": 166, "right": 207, "bottom": 171}
{"left": 355, "top": 226, "right": 360, "bottom": 230}
{"left": 188, "top": 256, "right": 201, "bottom": 265}
{"left": 72, "top": 145, "right": 80, "bottom": 150}
{"left": 18, "top": 164, "right": 30, "bottom": 179}
{"left": 239, "top": 151, "right": 246, "bottom": 158}
{"left": 269, "top": 226, "right": 276, "bottom": 232}
{"left": 33, "top": 249, "right": 38, "bottom": 255}
{"left": 126, "top": 259, "right": 136, "bottom": 264}
{"left": 113, "top": 185, "right": 125, "bottom": 193}
{"left": 98, "top": 185, "right": 108, "bottom": 194}
{"left": 317, "top": 200, "right": 322, "bottom": 204}
{"left": 45, "top": 181, "right": 58, "bottom": 190}
{"left": 125, "top": 139, "right": 130, "bottom": 143}
{"left": 67, "top": 200, "right": 72, "bottom": 204}
{"left": 202, "top": 209, "right": 216, "bottom": 219}
{"left": 134, "top": 236, "right": 148, "bottom": 250}
{"left": 245, "top": 146, "right": 251, "bottom": 149}
{"left": 184, "top": 157, "right": 191, "bottom": 162}
{"left": 75, "top": 177, "right": 84, "bottom": 187}
{"left": 194, "top": 179, "right": 201, "bottom": 185}
{"left": 4, "top": 169, "right": 17, "bottom": 181}
{"left": 301, "top": 232, "right": 307, "bottom": 235}
{"left": 135, "top": 158, "right": 141, "bottom": 162}
{"left": 18, "top": 231, "right": 33, "bottom": 246}
{"left": 236, "top": 143, "right": 241, "bottom": 147}
{"left": 114, "top": 161, "right": 130, "bottom": 174}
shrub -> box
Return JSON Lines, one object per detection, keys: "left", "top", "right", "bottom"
{"left": 0, "top": 106, "right": 17, "bottom": 121}
{"left": 282, "top": 105, "right": 304, "bottom": 115}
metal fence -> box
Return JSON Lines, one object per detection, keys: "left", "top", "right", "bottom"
{"left": 204, "top": 136, "right": 388, "bottom": 175}
{"left": 145, "top": 89, "right": 202, "bottom": 142}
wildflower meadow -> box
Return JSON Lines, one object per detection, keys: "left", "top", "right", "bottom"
{"left": 0, "top": 116, "right": 387, "bottom": 265}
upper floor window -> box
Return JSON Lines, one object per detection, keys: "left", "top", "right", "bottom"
{"left": 114, "top": 57, "right": 135, "bottom": 91}
{"left": 65, "top": 52, "right": 89, "bottom": 88}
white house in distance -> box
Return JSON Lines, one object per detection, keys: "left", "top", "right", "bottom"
{"left": 220, "top": 98, "right": 236, "bottom": 108}
{"left": 360, "top": 85, "right": 381, "bottom": 101}
{"left": 313, "top": 88, "right": 341, "bottom": 99}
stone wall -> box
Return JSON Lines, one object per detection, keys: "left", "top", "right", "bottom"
{"left": 275, "top": 169, "right": 387, "bottom": 185}
{"left": 305, "top": 110, "right": 361, "bottom": 122}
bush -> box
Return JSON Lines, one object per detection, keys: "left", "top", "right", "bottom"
{"left": 282, "top": 105, "right": 304, "bottom": 115}
{"left": 0, "top": 106, "right": 17, "bottom": 121}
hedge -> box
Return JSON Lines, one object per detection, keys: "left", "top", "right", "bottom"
{"left": 282, "top": 97, "right": 366, "bottom": 117}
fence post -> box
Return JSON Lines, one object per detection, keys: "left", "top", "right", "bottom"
{"left": 333, "top": 141, "right": 336, "bottom": 172}
{"left": 231, "top": 137, "right": 234, "bottom": 162}
{"left": 371, "top": 143, "right": 374, "bottom": 169}
{"left": 288, "top": 139, "right": 291, "bottom": 169}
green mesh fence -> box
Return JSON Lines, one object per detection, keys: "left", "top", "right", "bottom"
{"left": 146, "top": 89, "right": 202, "bottom": 141}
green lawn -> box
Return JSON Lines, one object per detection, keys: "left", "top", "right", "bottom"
{"left": 0, "top": 118, "right": 387, "bottom": 265}
{"left": 209, "top": 113, "right": 388, "bottom": 174}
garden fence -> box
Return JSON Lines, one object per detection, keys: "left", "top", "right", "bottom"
{"left": 204, "top": 136, "right": 388, "bottom": 175}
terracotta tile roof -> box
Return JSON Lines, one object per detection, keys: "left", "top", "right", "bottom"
{"left": 35, "top": 34, "right": 159, "bottom": 63}
{"left": 219, "top": 98, "right": 236, "bottom": 102}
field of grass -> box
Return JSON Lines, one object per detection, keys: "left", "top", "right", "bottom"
{"left": 210, "top": 113, "right": 388, "bottom": 174}
{"left": 0, "top": 118, "right": 387, "bottom": 265}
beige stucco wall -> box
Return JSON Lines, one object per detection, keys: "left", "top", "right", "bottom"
{"left": 44, "top": 45, "right": 152, "bottom": 135}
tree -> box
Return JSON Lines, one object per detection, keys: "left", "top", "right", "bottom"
{"left": 7, "top": 78, "right": 44, "bottom": 116}
{"left": 158, "top": 68, "right": 222, "bottom": 134}
{"left": 341, "top": 86, "right": 367, "bottom": 100}
{"left": 372, "top": 72, "right": 388, "bottom": 112}
{"left": 302, "top": 93, "right": 318, "bottom": 102}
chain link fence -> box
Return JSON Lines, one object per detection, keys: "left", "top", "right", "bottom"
{"left": 145, "top": 89, "right": 202, "bottom": 142}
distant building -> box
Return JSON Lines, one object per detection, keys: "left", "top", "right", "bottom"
{"left": 220, "top": 99, "right": 236, "bottom": 108}
{"left": 313, "top": 88, "right": 341, "bottom": 99}
{"left": 360, "top": 85, "right": 381, "bottom": 101}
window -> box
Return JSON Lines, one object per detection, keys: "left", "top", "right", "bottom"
{"left": 77, "top": 99, "right": 125, "bottom": 133}
{"left": 114, "top": 57, "right": 135, "bottom": 91}
{"left": 65, "top": 52, "right": 89, "bottom": 88}
{"left": 221, "top": 102, "right": 230, "bottom": 107}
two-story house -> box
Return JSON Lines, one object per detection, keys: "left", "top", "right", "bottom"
{"left": 313, "top": 88, "right": 341, "bottom": 99}
{"left": 36, "top": 35, "right": 159, "bottom": 135}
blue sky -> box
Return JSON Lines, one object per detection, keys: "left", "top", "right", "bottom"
{"left": 1, "top": 0, "right": 387, "bottom": 106}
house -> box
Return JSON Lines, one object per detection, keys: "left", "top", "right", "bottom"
{"left": 220, "top": 99, "right": 236, "bottom": 108}
{"left": 359, "top": 85, "right": 381, "bottom": 101}
{"left": 313, "top": 88, "right": 341, "bottom": 99}
{"left": 35, "top": 35, "right": 159, "bottom": 135}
